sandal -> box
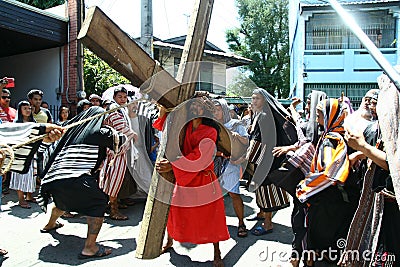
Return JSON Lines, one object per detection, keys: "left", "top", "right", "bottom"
{"left": 251, "top": 226, "right": 273, "bottom": 236}
{"left": 40, "top": 222, "right": 64, "bottom": 233}
{"left": 0, "top": 248, "right": 8, "bottom": 256}
{"left": 19, "top": 201, "right": 31, "bottom": 209}
{"left": 246, "top": 215, "right": 265, "bottom": 221}
{"left": 61, "top": 211, "right": 75, "bottom": 218}
{"left": 237, "top": 224, "right": 248, "bottom": 238}
{"left": 109, "top": 202, "right": 128, "bottom": 220}
{"left": 78, "top": 245, "right": 112, "bottom": 259}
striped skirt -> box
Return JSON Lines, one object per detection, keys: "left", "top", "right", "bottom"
{"left": 255, "top": 183, "right": 290, "bottom": 212}
{"left": 99, "top": 152, "right": 127, "bottom": 198}
{"left": 10, "top": 163, "right": 35, "bottom": 193}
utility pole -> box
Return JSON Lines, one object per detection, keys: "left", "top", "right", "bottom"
{"left": 140, "top": 0, "right": 153, "bottom": 57}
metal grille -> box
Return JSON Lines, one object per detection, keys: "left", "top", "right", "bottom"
{"left": 304, "top": 83, "right": 378, "bottom": 109}
{"left": 305, "top": 10, "right": 396, "bottom": 50}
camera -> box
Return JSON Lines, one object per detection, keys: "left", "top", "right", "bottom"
{"left": 0, "top": 77, "right": 15, "bottom": 88}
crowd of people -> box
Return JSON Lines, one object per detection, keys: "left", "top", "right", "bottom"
{"left": 0, "top": 72, "right": 399, "bottom": 266}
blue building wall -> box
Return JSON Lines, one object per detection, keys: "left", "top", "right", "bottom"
{"left": 289, "top": 1, "right": 400, "bottom": 108}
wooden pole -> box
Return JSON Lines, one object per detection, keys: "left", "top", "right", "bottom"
{"left": 136, "top": 0, "right": 214, "bottom": 259}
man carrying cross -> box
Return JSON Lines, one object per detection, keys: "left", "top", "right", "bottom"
{"left": 156, "top": 95, "right": 229, "bottom": 267}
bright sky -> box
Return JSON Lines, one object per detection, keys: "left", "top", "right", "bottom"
{"left": 84, "top": 0, "right": 240, "bottom": 52}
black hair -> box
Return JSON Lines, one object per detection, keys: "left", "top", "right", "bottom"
{"left": 113, "top": 86, "right": 128, "bottom": 97}
{"left": 202, "top": 117, "right": 221, "bottom": 144}
{"left": 41, "top": 101, "right": 49, "bottom": 107}
{"left": 2, "top": 88, "right": 10, "bottom": 95}
{"left": 27, "top": 89, "right": 44, "bottom": 99}
{"left": 58, "top": 105, "right": 69, "bottom": 121}
{"left": 77, "top": 99, "right": 92, "bottom": 114}
{"left": 15, "top": 100, "right": 35, "bottom": 123}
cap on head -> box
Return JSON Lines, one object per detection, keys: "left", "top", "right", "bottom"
{"left": 364, "top": 89, "right": 379, "bottom": 100}
{"left": 89, "top": 94, "right": 101, "bottom": 101}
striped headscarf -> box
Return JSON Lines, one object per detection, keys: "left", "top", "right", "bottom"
{"left": 296, "top": 99, "right": 350, "bottom": 203}
{"left": 317, "top": 98, "right": 347, "bottom": 135}
{"left": 213, "top": 98, "right": 231, "bottom": 124}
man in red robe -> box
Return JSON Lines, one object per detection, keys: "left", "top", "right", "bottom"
{"left": 156, "top": 96, "right": 229, "bottom": 267}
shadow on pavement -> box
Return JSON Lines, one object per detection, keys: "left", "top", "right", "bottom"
{"left": 168, "top": 248, "right": 216, "bottom": 266}
{"left": 0, "top": 255, "right": 8, "bottom": 267}
{"left": 222, "top": 223, "right": 292, "bottom": 266}
{"left": 38, "top": 232, "right": 136, "bottom": 265}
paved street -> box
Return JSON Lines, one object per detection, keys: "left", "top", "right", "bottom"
{"left": 0, "top": 183, "right": 293, "bottom": 267}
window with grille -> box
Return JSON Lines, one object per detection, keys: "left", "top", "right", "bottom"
{"left": 174, "top": 58, "right": 214, "bottom": 92}
{"left": 196, "top": 62, "right": 213, "bottom": 92}
{"left": 304, "top": 83, "right": 378, "bottom": 109}
{"left": 305, "top": 10, "right": 396, "bottom": 50}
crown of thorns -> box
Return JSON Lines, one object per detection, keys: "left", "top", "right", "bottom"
{"left": 190, "top": 92, "right": 215, "bottom": 114}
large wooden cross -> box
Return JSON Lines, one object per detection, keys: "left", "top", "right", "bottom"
{"left": 78, "top": 0, "right": 232, "bottom": 259}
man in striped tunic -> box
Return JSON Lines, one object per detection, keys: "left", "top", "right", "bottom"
{"left": 39, "top": 107, "right": 127, "bottom": 259}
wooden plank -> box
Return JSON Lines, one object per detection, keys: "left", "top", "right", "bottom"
{"left": 135, "top": 113, "right": 176, "bottom": 259}
{"left": 176, "top": 0, "right": 215, "bottom": 103}
{"left": 135, "top": 0, "right": 215, "bottom": 259}
{"left": 78, "top": 6, "right": 180, "bottom": 109}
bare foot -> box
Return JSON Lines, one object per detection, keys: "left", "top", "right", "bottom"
{"left": 161, "top": 238, "right": 173, "bottom": 253}
{"left": 290, "top": 258, "right": 300, "bottom": 267}
{"left": 261, "top": 222, "right": 273, "bottom": 231}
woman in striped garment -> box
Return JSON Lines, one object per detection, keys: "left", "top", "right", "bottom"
{"left": 296, "top": 98, "right": 360, "bottom": 265}
{"left": 10, "top": 101, "right": 37, "bottom": 208}
{"left": 247, "top": 88, "right": 294, "bottom": 236}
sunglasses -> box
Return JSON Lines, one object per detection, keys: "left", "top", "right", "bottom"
{"left": 1, "top": 96, "right": 11, "bottom": 99}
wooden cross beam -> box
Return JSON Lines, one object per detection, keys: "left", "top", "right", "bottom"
{"left": 78, "top": 6, "right": 180, "bottom": 109}
{"left": 78, "top": 0, "right": 221, "bottom": 259}
{"left": 136, "top": 0, "right": 215, "bottom": 259}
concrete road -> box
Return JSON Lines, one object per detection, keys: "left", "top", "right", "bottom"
{"left": 0, "top": 184, "right": 293, "bottom": 267}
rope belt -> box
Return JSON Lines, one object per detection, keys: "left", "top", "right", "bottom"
{"left": 0, "top": 99, "right": 143, "bottom": 175}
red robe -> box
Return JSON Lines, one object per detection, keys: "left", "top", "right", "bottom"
{"left": 167, "top": 121, "right": 230, "bottom": 244}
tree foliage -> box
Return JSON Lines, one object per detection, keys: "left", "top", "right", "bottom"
{"left": 16, "top": 0, "right": 65, "bottom": 9}
{"left": 227, "top": 71, "right": 258, "bottom": 97}
{"left": 83, "top": 48, "right": 129, "bottom": 96}
{"left": 226, "top": 0, "right": 290, "bottom": 98}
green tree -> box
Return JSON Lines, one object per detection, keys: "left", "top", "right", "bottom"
{"left": 83, "top": 48, "right": 129, "bottom": 96}
{"left": 16, "top": 0, "right": 65, "bottom": 9}
{"left": 227, "top": 72, "right": 258, "bottom": 97}
{"left": 226, "top": 0, "right": 290, "bottom": 98}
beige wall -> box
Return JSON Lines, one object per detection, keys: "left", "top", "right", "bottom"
{"left": 157, "top": 48, "right": 227, "bottom": 94}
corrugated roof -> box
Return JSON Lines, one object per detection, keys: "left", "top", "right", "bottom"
{"left": 301, "top": 0, "right": 400, "bottom": 7}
